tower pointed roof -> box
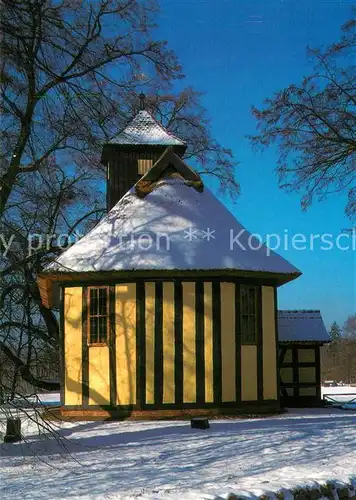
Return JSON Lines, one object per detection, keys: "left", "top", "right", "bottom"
{"left": 44, "top": 150, "right": 301, "bottom": 284}
{"left": 108, "top": 109, "right": 186, "bottom": 147}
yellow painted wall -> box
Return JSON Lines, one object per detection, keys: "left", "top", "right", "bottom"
{"left": 221, "top": 282, "right": 236, "bottom": 402}
{"left": 241, "top": 345, "right": 258, "bottom": 401}
{"left": 64, "top": 287, "right": 83, "bottom": 406}
{"left": 63, "top": 280, "right": 279, "bottom": 410}
{"left": 298, "top": 349, "right": 315, "bottom": 363}
{"left": 204, "top": 282, "right": 214, "bottom": 403}
{"left": 88, "top": 346, "right": 110, "bottom": 405}
{"left": 163, "top": 282, "right": 175, "bottom": 404}
{"left": 262, "top": 286, "right": 278, "bottom": 400}
{"left": 116, "top": 283, "right": 136, "bottom": 405}
{"left": 145, "top": 282, "right": 155, "bottom": 405}
{"left": 182, "top": 282, "right": 196, "bottom": 403}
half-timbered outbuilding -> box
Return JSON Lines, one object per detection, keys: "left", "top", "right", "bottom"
{"left": 278, "top": 310, "right": 329, "bottom": 407}
{"left": 39, "top": 104, "right": 302, "bottom": 419}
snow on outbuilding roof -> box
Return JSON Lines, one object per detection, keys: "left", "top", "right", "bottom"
{"left": 278, "top": 310, "right": 330, "bottom": 343}
{"left": 108, "top": 110, "right": 186, "bottom": 146}
{"left": 45, "top": 177, "right": 301, "bottom": 280}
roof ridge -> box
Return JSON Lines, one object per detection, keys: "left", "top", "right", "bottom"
{"left": 134, "top": 147, "right": 202, "bottom": 198}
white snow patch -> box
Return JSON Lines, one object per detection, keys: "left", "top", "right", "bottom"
{"left": 321, "top": 385, "right": 356, "bottom": 403}
{"left": 46, "top": 179, "right": 301, "bottom": 276}
{"left": 1, "top": 408, "right": 356, "bottom": 499}
{"left": 109, "top": 110, "right": 186, "bottom": 146}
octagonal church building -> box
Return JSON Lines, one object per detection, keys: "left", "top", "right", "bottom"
{"left": 39, "top": 99, "right": 301, "bottom": 419}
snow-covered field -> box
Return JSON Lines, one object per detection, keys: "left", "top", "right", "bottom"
{"left": 321, "top": 385, "right": 356, "bottom": 403}
{"left": 1, "top": 408, "right": 356, "bottom": 500}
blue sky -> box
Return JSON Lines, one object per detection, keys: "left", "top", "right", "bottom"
{"left": 155, "top": 0, "right": 355, "bottom": 329}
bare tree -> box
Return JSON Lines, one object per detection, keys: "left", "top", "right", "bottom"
{"left": 250, "top": 9, "right": 356, "bottom": 220}
{"left": 1, "top": 0, "right": 238, "bottom": 217}
{"left": 322, "top": 337, "right": 356, "bottom": 384}
{"left": 147, "top": 88, "right": 239, "bottom": 196}
{"left": 0, "top": 165, "right": 93, "bottom": 393}
{"left": 0, "top": 0, "right": 182, "bottom": 217}
{"left": 0, "top": 0, "right": 239, "bottom": 399}
{"left": 343, "top": 314, "right": 356, "bottom": 339}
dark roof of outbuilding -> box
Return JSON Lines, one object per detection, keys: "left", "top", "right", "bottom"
{"left": 278, "top": 310, "right": 330, "bottom": 343}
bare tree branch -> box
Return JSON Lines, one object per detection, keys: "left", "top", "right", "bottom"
{"left": 250, "top": 9, "right": 356, "bottom": 219}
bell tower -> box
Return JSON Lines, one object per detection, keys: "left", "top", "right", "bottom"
{"left": 101, "top": 94, "right": 187, "bottom": 211}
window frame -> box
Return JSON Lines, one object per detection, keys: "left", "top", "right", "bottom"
{"left": 240, "top": 284, "right": 259, "bottom": 345}
{"left": 87, "top": 285, "right": 110, "bottom": 346}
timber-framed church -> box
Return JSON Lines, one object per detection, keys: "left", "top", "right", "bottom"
{"left": 39, "top": 97, "right": 329, "bottom": 418}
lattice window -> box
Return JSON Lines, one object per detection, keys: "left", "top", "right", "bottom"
{"left": 240, "top": 285, "right": 258, "bottom": 344}
{"left": 88, "top": 287, "right": 109, "bottom": 345}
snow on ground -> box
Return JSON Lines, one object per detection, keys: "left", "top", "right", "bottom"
{"left": 321, "top": 385, "right": 356, "bottom": 403}
{"left": 29, "top": 392, "right": 61, "bottom": 405}
{"left": 1, "top": 408, "right": 356, "bottom": 500}
{"left": 46, "top": 178, "right": 301, "bottom": 275}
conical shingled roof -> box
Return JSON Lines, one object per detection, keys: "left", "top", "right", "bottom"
{"left": 109, "top": 110, "right": 186, "bottom": 146}
{"left": 45, "top": 177, "right": 301, "bottom": 283}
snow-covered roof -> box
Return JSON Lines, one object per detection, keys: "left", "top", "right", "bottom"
{"left": 45, "top": 178, "right": 301, "bottom": 279}
{"left": 109, "top": 110, "right": 186, "bottom": 146}
{"left": 278, "top": 310, "right": 329, "bottom": 343}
